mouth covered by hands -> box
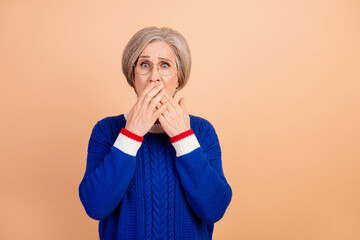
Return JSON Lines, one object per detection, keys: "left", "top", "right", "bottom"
{"left": 125, "top": 82, "right": 190, "bottom": 137}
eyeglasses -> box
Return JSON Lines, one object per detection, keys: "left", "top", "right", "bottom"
{"left": 134, "top": 60, "right": 177, "bottom": 76}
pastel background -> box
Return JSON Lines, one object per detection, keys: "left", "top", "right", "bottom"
{"left": 1, "top": 0, "right": 359, "bottom": 239}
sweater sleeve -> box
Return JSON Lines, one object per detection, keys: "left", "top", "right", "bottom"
{"left": 172, "top": 120, "right": 232, "bottom": 224}
{"left": 78, "top": 120, "right": 142, "bottom": 220}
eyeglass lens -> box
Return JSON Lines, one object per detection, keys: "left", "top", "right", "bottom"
{"left": 135, "top": 61, "right": 175, "bottom": 76}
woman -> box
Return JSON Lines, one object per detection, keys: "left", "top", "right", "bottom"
{"left": 79, "top": 27, "right": 232, "bottom": 240}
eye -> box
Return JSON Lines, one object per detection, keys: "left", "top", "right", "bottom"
{"left": 160, "top": 62, "right": 170, "bottom": 69}
{"left": 140, "top": 62, "right": 150, "bottom": 68}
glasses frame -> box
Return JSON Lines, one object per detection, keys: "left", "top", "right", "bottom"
{"left": 133, "top": 60, "right": 177, "bottom": 76}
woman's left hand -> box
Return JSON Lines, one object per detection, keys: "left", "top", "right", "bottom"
{"left": 158, "top": 93, "right": 191, "bottom": 138}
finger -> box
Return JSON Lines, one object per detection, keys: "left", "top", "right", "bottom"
{"left": 140, "top": 83, "right": 164, "bottom": 108}
{"left": 162, "top": 108, "right": 170, "bottom": 118}
{"left": 161, "top": 95, "right": 176, "bottom": 115}
{"left": 153, "top": 101, "right": 168, "bottom": 120}
{"left": 148, "top": 88, "right": 166, "bottom": 111}
{"left": 158, "top": 113, "right": 169, "bottom": 127}
{"left": 158, "top": 114, "right": 166, "bottom": 126}
{"left": 164, "top": 93, "right": 178, "bottom": 108}
{"left": 156, "top": 102, "right": 162, "bottom": 110}
{"left": 137, "top": 81, "right": 156, "bottom": 103}
{"left": 160, "top": 96, "right": 172, "bottom": 112}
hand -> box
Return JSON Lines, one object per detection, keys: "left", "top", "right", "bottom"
{"left": 125, "top": 82, "right": 168, "bottom": 136}
{"left": 158, "top": 93, "right": 190, "bottom": 138}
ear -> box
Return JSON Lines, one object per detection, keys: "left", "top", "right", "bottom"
{"left": 179, "top": 97, "right": 187, "bottom": 111}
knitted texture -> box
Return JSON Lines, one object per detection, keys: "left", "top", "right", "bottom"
{"left": 142, "top": 141, "right": 152, "bottom": 240}
{"left": 167, "top": 140, "right": 176, "bottom": 240}
{"left": 148, "top": 135, "right": 168, "bottom": 239}
{"left": 79, "top": 114, "right": 232, "bottom": 240}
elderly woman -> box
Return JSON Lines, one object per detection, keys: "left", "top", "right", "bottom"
{"left": 79, "top": 27, "right": 232, "bottom": 240}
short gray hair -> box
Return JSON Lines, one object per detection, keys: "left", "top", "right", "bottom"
{"left": 122, "top": 27, "right": 191, "bottom": 92}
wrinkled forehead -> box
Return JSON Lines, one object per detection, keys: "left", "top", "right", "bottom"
{"left": 138, "top": 56, "right": 175, "bottom": 64}
{"left": 139, "top": 42, "right": 176, "bottom": 63}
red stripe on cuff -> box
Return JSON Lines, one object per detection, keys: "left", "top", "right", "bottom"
{"left": 120, "top": 128, "right": 144, "bottom": 142}
{"left": 170, "top": 129, "right": 194, "bottom": 143}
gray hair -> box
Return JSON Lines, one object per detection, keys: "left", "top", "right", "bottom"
{"left": 122, "top": 27, "right": 191, "bottom": 92}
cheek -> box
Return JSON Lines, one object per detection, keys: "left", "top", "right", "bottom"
{"left": 164, "top": 76, "right": 178, "bottom": 91}
{"left": 164, "top": 76, "right": 179, "bottom": 95}
{"left": 134, "top": 75, "right": 148, "bottom": 95}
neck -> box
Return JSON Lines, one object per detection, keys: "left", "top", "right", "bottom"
{"left": 124, "top": 113, "right": 165, "bottom": 134}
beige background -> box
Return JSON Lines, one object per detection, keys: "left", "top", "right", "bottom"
{"left": 1, "top": 0, "right": 360, "bottom": 239}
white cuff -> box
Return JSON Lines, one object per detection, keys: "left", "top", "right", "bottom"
{"left": 171, "top": 133, "right": 200, "bottom": 157}
{"left": 113, "top": 132, "right": 142, "bottom": 157}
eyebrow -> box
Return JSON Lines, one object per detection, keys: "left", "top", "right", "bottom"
{"left": 138, "top": 56, "right": 174, "bottom": 62}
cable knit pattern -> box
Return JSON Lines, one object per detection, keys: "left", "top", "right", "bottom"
{"left": 79, "top": 114, "right": 232, "bottom": 240}
{"left": 149, "top": 134, "right": 169, "bottom": 240}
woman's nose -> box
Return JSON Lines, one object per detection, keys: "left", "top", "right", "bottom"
{"left": 149, "top": 65, "right": 161, "bottom": 82}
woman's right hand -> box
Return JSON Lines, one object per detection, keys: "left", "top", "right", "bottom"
{"left": 125, "top": 81, "right": 168, "bottom": 136}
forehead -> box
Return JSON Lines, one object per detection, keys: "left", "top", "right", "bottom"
{"left": 139, "top": 41, "right": 176, "bottom": 61}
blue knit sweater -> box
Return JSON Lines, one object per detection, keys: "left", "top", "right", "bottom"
{"left": 79, "top": 114, "right": 232, "bottom": 239}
